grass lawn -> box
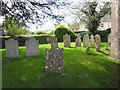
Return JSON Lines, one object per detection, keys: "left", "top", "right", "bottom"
{"left": 1, "top": 42, "right": 120, "bottom": 88}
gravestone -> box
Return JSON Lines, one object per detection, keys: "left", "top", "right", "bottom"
{"left": 5, "top": 38, "right": 18, "bottom": 58}
{"left": 105, "top": 44, "right": 109, "bottom": 50}
{"left": 51, "top": 37, "right": 58, "bottom": 49}
{"left": 95, "top": 34, "right": 101, "bottom": 51}
{"left": 83, "top": 33, "right": 89, "bottom": 47}
{"left": 90, "top": 35, "right": 95, "bottom": 46}
{"left": 26, "top": 37, "right": 39, "bottom": 57}
{"left": 46, "top": 37, "right": 51, "bottom": 43}
{"left": 111, "top": 1, "right": 120, "bottom": 59}
{"left": 63, "top": 34, "right": 70, "bottom": 47}
{"left": 46, "top": 48, "right": 64, "bottom": 73}
{"left": 95, "top": 34, "right": 101, "bottom": 46}
{"left": 108, "top": 33, "right": 111, "bottom": 45}
{"left": 75, "top": 34, "right": 82, "bottom": 47}
{"left": 86, "top": 46, "right": 90, "bottom": 51}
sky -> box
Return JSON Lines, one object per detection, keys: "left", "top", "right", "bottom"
{"left": 28, "top": 0, "right": 111, "bottom": 32}
{"left": 1, "top": 0, "right": 111, "bottom": 32}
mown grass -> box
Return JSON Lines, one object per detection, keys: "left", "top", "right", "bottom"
{"left": 1, "top": 42, "right": 120, "bottom": 88}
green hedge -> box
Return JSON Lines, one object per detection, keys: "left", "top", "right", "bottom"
{"left": 54, "top": 25, "right": 76, "bottom": 42}
{"left": 1, "top": 35, "right": 51, "bottom": 49}
{"left": 74, "top": 28, "right": 111, "bottom": 42}
{"left": 94, "top": 28, "right": 111, "bottom": 42}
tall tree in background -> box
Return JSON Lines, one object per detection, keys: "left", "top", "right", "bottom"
{"left": 1, "top": 0, "right": 69, "bottom": 27}
{"left": 2, "top": 17, "right": 30, "bottom": 36}
{"left": 70, "top": 1, "right": 110, "bottom": 34}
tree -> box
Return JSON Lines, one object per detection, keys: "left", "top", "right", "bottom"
{"left": 70, "top": 1, "right": 110, "bottom": 34}
{"left": 1, "top": 0, "right": 70, "bottom": 27}
{"left": 54, "top": 25, "right": 76, "bottom": 42}
{"left": 2, "top": 17, "right": 30, "bottom": 36}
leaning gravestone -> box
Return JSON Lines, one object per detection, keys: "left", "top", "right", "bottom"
{"left": 5, "top": 38, "right": 18, "bottom": 58}
{"left": 111, "top": 1, "right": 120, "bottom": 59}
{"left": 75, "top": 34, "right": 82, "bottom": 47}
{"left": 95, "top": 34, "right": 101, "bottom": 51}
{"left": 26, "top": 37, "right": 39, "bottom": 57}
{"left": 90, "top": 35, "right": 95, "bottom": 46}
{"left": 108, "top": 33, "right": 111, "bottom": 45}
{"left": 46, "top": 48, "right": 64, "bottom": 74}
{"left": 51, "top": 37, "right": 58, "bottom": 49}
{"left": 83, "top": 33, "right": 89, "bottom": 47}
{"left": 63, "top": 34, "right": 70, "bottom": 47}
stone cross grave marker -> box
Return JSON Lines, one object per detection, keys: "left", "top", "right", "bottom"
{"left": 63, "top": 34, "right": 70, "bottom": 47}
{"left": 5, "top": 38, "right": 18, "bottom": 58}
{"left": 83, "top": 33, "right": 89, "bottom": 47}
{"left": 75, "top": 34, "right": 82, "bottom": 47}
{"left": 90, "top": 35, "right": 95, "bottom": 47}
{"left": 46, "top": 48, "right": 64, "bottom": 74}
{"left": 95, "top": 34, "right": 101, "bottom": 51}
{"left": 26, "top": 37, "right": 39, "bottom": 57}
{"left": 51, "top": 37, "right": 58, "bottom": 49}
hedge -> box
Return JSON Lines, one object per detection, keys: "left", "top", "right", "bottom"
{"left": 74, "top": 28, "right": 111, "bottom": 42}
{"left": 1, "top": 36, "right": 51, "bottom": 49}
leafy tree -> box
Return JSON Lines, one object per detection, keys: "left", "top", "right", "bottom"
{"left": 71, "top": 1, "right": 110, "bottom": 34}
{"left": 54, "top": 25, "right": 76, "bottom": 42}
{"left": 2, "top": 17, "right": 30, "bottom": 36}
{"left": 1, "top": 0, "right": 70, "bottom": 26}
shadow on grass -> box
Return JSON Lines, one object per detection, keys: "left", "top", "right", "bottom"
{"left": 105, "top": 49, "right": 110, "bottom": 51}
{"left": 86, "top": 51, "right": 98, "bottom": 56}
{"left": 97, "top": 50, "right": 110, "bottom": 55}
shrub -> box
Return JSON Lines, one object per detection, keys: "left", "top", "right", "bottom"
{"left": 74, "top": 28, "right": 111, "bottom": 42}
{"left": 94, "top": 28, "right": 111, "bottom": 42}
{"left": 54, "top": 25, "right": 76, "bottom": 42}
{"left": 36, "top": 31, "right": 47, "bottom": 35}
{"left": 1, "top": 35, "right": 51, "bottom": 49}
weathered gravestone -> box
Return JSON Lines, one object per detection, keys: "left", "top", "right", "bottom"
{"left": 111, "top": 1, "right": 120, "bottom": 59}
{"left": 108, "top": 33, "right": 112, "bottom": 45}
{"left": 5, "top": 38, "right": 18, "bottom": 58}
{"left": 105, "top": 33, "right": 111, "bottom": 50}
{"left": 105, "top": 44, "right": 109, "bottom": 50}
{"left": 75, "top": 34, "right": 82, "bottom": 47}
{"left": 46, "top": 48, "right": 64, "bottom": 73}
{"left": 90, "top": 35, "right": 95, "bottom": 47}
{"left": 95, "top": 34, "right": 101, "bottom": 51}
{"left": 63, "top": 34, "right": 70, "bottom": 47}
{"left": 51, "top": 37, "right": 58, "bottom": 49}
{"left": 83, "top": 33, "right": 89, "bottom": 47}
{"left": 26, "top": 37, "right": 39, "bottom": 57}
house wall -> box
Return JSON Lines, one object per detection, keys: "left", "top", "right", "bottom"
{"left": 79, "top": 22, "right": 111, "bottom": 31}
{"left": 98, "top": 22, "right": 111, "bottom": 30}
